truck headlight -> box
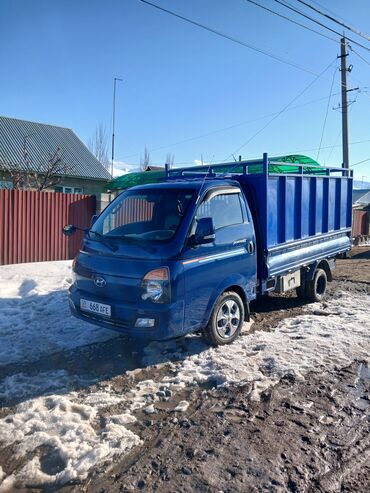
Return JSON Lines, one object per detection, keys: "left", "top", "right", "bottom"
{"left": 141, "top": 267, "right": 170, "bottom": 303}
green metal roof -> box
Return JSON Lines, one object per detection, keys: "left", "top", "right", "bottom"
{"left": 105, "top": 154, "right": 322, "bottom": 191}
{"left": 106, "top": 170, "right": 165, "bottom": 191}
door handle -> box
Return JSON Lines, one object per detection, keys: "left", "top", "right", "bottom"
{"left": 233, "top": 238, "right": 247, "bottom": 245}
{"left": 247, "top": 241, "right": 255, "bottom": 255}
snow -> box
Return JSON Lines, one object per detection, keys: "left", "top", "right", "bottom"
{"left": 173, "top": 400, "right": 189, "bottom": 412}
{"left": 148, "top": 291, "right": 370, "bottom": 400}
{"left": 0, "top": 261, "right": 118, "bottom": 366}
{"left": 0, "top": 370, "right": 91, "bottom": 402}
{"left": 1, "top": 261, "right": 370, "bottom": 489}
{"left": 0, "top": 393, "right": 142, "bottom": 490}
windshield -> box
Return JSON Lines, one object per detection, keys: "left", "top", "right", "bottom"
{"left": 91, "top": 188, "right": 194, "bottom": 243}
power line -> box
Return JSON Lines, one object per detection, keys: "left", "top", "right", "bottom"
{"left": 224, "top": 59, "right": 336, "bottom": 161}
{"left": 122, "top": 91, "right": 342, "bottom": 160}
{"left": 139, "top": 0, "right": 321, "bottom": 76}
{"left": 244, "top": 0, "right": 337, "bottom": 43}
{"left": 351, "top": 157, "right": 370, "bottom": 167}
{"left": 272, "top": 0, "right": 370, "bottom": 52}
{"left": 317, "top": 65, "right": 337, "bottom": 160}
{"left": 349, "top": 45, "right": 370, "bottom": 68}
{"left": 295, "top": 0, "right": 370, "bottom": 42}
{"left": 238, "top": 138, "right": 370, "bottom": 162}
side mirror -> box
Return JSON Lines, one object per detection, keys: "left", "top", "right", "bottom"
{"left": 63, "top": 224, "right": 77, "bottom": 237}
{"left": 90, "top": 214, "right": 98, "bottom": 227}
{"left": 193, "top": 217, "right": 215, "bottom": 245}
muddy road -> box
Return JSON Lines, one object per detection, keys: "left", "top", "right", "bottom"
{"left": 0, "top": 247, "right": 369, "bottom": 493}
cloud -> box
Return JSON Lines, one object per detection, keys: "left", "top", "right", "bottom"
{"left": 112, "top": 161, "right": 141, "bottom": 178}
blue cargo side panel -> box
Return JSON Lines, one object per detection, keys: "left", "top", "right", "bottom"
{"left": 266, "top": 176, "right": 305, "bottom": 247}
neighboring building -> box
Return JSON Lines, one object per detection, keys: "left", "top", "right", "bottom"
{"left": 353, "top": 189, "right": 370, "bottom": 206}
{"left": 352, "top": 189, "right": 370, "bottom": 240}
{"left": 0, "top": 115, "right": 111, "bottom": 195}
{"left": 106, "top": 167, "right": 166, "bottom": 193}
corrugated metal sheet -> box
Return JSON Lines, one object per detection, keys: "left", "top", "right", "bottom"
{"left": 352, "top": 210, "right": 368, "bottom": 236}
{"left": 0, "top": 116, "right": 111, "bottom": 181}
{"left": 0, "top": 189, "right": 96, "bottom": 265}
{"left": 355, "top": 190, "right": 370, "bottom": 205}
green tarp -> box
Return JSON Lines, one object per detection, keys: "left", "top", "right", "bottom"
{"left": 105, "top": 155, "right": 322, "bottom": 191}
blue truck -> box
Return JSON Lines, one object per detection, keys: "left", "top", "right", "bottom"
{"left": 63, "top": 153, "right": 353, "bottom": 345}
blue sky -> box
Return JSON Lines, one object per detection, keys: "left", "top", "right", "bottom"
{"left": 0, "top": 0, "right": 369, "bottom": 182}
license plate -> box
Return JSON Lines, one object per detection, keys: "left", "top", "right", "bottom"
{"left": 80, "top": 299, "right": 111, "bottom": 318}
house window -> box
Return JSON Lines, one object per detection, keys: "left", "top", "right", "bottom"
{"left": 0, "top": 181, "right": 13, "bottom": 189}
{"left": 55, "top": 186, "right": 83, "bottom": 194}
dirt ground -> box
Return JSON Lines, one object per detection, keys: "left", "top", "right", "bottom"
{"left": 1, "top": 247, "right": 370, "bottom": 493}
{"left": 66, "top": 246, "right": 370, "bottom": 493}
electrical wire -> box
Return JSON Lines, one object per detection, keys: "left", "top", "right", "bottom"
{"left": 139, "top": 0, "right": 321, "bottom": 76}
{"left": 317, "top": 65, "right": 337, "bottom": 161}
{"left": 122, "top": 92, "right": 342, "bottom": 160}
{"left": 295, "top": 0, "right": 370, "bottom": 42}
{"left": 244, "top": 0, "right": 337, "bottom": 43}
{"left": 272, "top": 0, "right": 370, "bottom": 52}
{"left": 224, "top": 58, "right": 336, "bottom": 161}
{"left": 348, "top": 45, "right": 370, "bottom": 68}
{"left": 351, "top": 158, "right": 370, "bottom": 167}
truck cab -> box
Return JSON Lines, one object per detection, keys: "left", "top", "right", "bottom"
{"left": 67, "top": 179, "right": 257, "bottom": 345}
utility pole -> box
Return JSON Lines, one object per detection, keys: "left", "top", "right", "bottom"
{"left": 340, "top": 37, "right": 349, "bottom": 169}
{"left": 111, "top": 77, "right": 123, "bottom": 177}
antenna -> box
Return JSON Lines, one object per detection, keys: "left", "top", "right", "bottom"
{"left": 195, "top": 163, "right": 213, "bottom": 205}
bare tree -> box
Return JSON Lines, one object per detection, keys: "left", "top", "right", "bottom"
{"left": 1, "top": 145, "right": 71, "bottom": 192}
{"left": 88, "top": 123, "right": 109, "bottom": 170}
{"left": 0, "top": 162, "right": 24, "bottom": 189}
{"left": 140, "top": 147, "right": 151, "bottom": 170}
{"left": 165, "top": 153, "right": 175, "bottom": 168}
{"left": 23, "top": 141, "right": 74, "bottom": 191}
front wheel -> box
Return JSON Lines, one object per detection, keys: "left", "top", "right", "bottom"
{"left": 202, "top": 291, "right": 245, "bottom": 346}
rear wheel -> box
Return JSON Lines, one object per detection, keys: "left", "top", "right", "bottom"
{"left": 202, "top": 291, "right": 244, "bottom": 346}
{"left": 306, "top": 268, "right": 327, "bottom": 302}
{"left": 296, "top": 283, "right": 307, "bottom": 299}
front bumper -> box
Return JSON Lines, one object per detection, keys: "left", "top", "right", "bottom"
{"left": 68, "top": 284, "right": 185, "bottom": 340}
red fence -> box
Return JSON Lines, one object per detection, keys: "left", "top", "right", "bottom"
{"left": 0, "top": 189, "right": 96, "bottom": 266}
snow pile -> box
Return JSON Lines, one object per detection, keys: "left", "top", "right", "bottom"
{"left": 0, "top": 261, "right": 118, "bottom": 366}
{"left": 0, "top": 392, "right": 141, "bottom": 491}
{"left": 144, "top": 291, "right": 370, "bottom": 400}
{"left": 0, "top": 370, "right": 91, "bottom": 403}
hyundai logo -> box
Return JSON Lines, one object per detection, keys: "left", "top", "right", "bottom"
{"left": 94, "top": 276, "right": 106, "bottom": 288}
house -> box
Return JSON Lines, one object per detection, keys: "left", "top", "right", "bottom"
{"left": 353, "top": 188, "right": 370, "bottom": 205}
{"left": 352, "top": 188, "right": 370, "bottom": 241}
{"left": 0, "top": 116, "right": 111, "bottom": 195}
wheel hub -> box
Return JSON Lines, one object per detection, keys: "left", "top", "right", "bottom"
{"left": 216, "top": 300, "right": 240, "bottom": 339}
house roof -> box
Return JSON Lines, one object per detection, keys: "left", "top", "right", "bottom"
{"left": 106, "top": 170, "right": 166, "bottom": 191}
{"left": 353, "top": 188, "right": 370, "bottom": 204}
{"left": 355, "top": 190, "right": 370, "bottom": 205}
{"left": 0, "top": 116, "right": 111, "bottom": 181}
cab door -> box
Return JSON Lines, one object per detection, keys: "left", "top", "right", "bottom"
{"left": 181, "top": 188, "right": 257, "bottom": 332}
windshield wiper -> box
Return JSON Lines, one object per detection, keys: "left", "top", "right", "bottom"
{"left": 87, "top": 230, "right": 118, "bottom": 252}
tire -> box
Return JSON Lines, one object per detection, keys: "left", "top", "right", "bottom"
{"left": 296, "top": 283, "right": 307, "bottom": 299}
{"left": 305, "top": 268, "right": 327, "bottom": 302}
{"left": 202, "top": 291, "right": 245, "bottom": 346}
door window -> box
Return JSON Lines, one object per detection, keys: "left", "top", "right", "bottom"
{"left": 197, "top": 193, "right": 244, "bottom": 230}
